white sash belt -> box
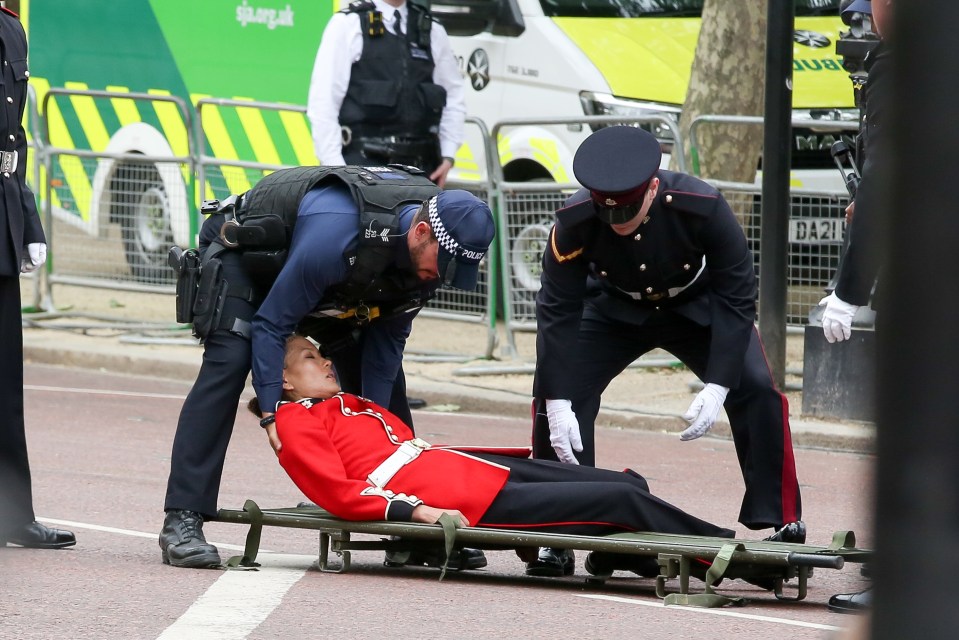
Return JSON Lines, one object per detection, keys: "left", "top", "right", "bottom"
{"left": 367, "top": 438, "right": 431, "bottom": 488}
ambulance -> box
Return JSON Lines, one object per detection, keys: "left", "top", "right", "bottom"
{"left": 434, "top": 0, "right": 857, "bottom": 187}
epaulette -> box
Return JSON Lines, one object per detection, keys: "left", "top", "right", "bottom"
{"left": 660, "top": 190, "right": 718, "bottom": 217}
{"left": 0, "top": 6, "right": 19, "bottom": 18}
{"left": 555, "top": 198, "right": 595, "bottom": 229}
{"left": 346, "top": 0, "right": 386, "bottom": 37}
{"left": 342, "top": 0, "right": 376, "bottom": 13}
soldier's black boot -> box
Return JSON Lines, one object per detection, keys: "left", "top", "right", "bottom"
{"left": 525, "top": 548, "right": 575, "bottom": 577}
{"left": 159, "top": 510, "right": 221, "bottom": 568}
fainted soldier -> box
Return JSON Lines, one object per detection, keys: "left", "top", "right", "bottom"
{"left": 307, "top": 0, "right": 465, "bottom": 187}
{"left": 0, "top": 4, "right": 75, "bottom": 551}
{"left": 527, "top": 126, "right": 804, "bottom": 578}
{"left": 252, "top": 335, "right": 735, "bottom": 580}
{"left": 160, "top": 165, "right": 494, "bottom": 570}
{"left": 821, "top": 0, "right": 893, "bottom": 615}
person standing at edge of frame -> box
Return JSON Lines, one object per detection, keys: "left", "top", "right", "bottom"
{"left": 0, "top": 3, "right": 76, "bottom": 552}
{"left": 820, "top": 0, "right": 894, "bottom": 616}
{"left": 526, "top": 125, "right": 804, "bottom": 579}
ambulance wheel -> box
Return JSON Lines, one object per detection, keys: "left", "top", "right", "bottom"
{"left": 115, "top": 163, "right": 175, "bottom": 284}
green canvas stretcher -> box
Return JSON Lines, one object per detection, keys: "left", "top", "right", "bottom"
{"left": 212, "top": 500, "right": 871, "bottom": 608}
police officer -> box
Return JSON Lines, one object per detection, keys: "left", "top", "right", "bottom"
{"left": 307, "top": 0, "right": 465, "bottom": 187}
{"left": 0, "top": 4, "right": 76, "bottom": 551}
{"left": 159, "top": 167, "right": 495, "bottom": 569}
{"left": 527, "top": 126, "right": 804, "bottom": 577}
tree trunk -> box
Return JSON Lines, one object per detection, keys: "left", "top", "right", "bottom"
{"left": 671, "top": 0, "right": 768, "bottom": 183}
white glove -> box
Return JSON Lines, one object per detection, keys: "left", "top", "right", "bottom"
{"left": 545, "top": 398, "right": 583, "bottom": 465}
{"left": 819, "top": 293, "right": 859, "bottom": 344}
{"left": 20, "top": 243, "right": 47, "bottom": 274}
{"left": 680, "top": 383, "right": 729, "bottom": 441}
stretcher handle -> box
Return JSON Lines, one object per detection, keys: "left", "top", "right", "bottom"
{"left": 787, "top": 552, "right": 844, "bottom": 570}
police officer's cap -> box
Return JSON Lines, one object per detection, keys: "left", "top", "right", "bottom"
{"left": 573, "top": 126, "right": 661, "bottom": 224}
{"left": 427, "top": 190, "right": 495, "bottom": 291}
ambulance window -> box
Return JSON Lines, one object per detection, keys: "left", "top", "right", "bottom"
{"left": 539, "top": 0, "right": 839, "bottom": 18}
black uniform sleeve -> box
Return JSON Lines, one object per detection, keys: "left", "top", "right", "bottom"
{"left": 533, "top": 206, "right": 591, "bottom": 400}
{"left": 835, "top": 47, "right": 891, "bottom": 306}
{"left": 697, "top": 195, "right": 758, "bottom": 388}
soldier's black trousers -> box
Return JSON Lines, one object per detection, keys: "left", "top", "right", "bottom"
{"left": 532, "top": 311, "right": 801, "bottom": 531}
{"left": 0, "top": 275, "right": 34, "bottom": 534}
{"left": 475, "top": 454, "right": 734, "bottom": 539}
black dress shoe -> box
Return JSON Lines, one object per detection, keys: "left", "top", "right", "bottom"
{"left": 584, "top": 551, "right": 659, "bottom": 578}
{"left": 159, "top": 510, "right": 221, "bottom": 568}
{"left": 828, "top": 588, "right": 871, "bottom": 614}
{"left": 1, "top": 522, "right": 76, "bottom": 549}
{"left": 764, "top": 521, "right": 807, "bottom": 544}
{"left": 525, "top": 547, "right": 575, "bottom": 577}
{"left": 408, "top": 397, "right": 428, "bottom": 410}
{"left": 384, "top": 546, "right": 487, "bottom": 571}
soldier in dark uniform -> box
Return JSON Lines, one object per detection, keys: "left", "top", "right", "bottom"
{"left": 527, "top": 126, "right": 804, "bottom": 577}
{"left": 0, "top": 5, "right": 75, "bottom": 550}
{"left": 159, "top": 169, "right": 494, "bottom": 570}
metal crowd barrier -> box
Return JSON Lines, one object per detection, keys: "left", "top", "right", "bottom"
{"left": 688, "top": 113, "right": 859, "bottom": 324}
{"left": 29, "top": 87, "right": 862, "bottom": 358}
{"left": 23, "top": 83, "right": 44, "bottom": 310}
{"left": 38, "top": 88, "right": 194, "bottom": 302}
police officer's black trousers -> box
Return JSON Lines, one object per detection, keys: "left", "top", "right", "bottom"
{"left": 475, "top": 454, "right": 734, "bottom": 539}
{"left": 532, "top": 311, "right": 801, "bottom": 531}
{"left": 164, "top": 217, "right": 259, "bottom": 518}
{"left": 0, "top": 274, "right": 35, "bottom": 534}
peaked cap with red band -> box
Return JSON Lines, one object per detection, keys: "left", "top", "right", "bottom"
{"left": 573, "top": 125, "right": 662, "bottom": 210}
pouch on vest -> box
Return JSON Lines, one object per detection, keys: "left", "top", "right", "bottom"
{"left": 191, "top": 257, "right": 228, "bottom": 341}
{"left": 228, "top": 216, "right": 288, "bottom": 249}
{"left": 240, "top": 249, "right": 289, "bottom": 291}
{"left": 169, "top": 246, "right": 201, "bottom": 324}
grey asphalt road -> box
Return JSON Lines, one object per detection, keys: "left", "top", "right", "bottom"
{"left": 1, "top": 363, "right": 873, "bottom": 639}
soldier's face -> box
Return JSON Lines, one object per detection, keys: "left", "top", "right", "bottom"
{"left": 282, "top": 337, "right": 340, "bottom": 401}
{"left": 609, "top": 178, "right": 660, "bottom": 236}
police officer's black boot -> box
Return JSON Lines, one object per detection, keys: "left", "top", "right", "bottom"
{"left": 159, "top": 510, "right": 221, "bottom": 568}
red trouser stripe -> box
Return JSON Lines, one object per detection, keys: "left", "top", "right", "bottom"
{"left": 779, "top": 391, "right": 800, "bottom": 524}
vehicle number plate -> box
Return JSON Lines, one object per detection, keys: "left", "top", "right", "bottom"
{"left": 788, "top": 217, "right": 845, "bottom": 244}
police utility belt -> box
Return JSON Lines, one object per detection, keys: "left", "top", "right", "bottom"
{"left": 613, "top": 256, "right": 707, "bottom": 303}
{"left": 367, "top": 438, "right": 430, "bottom": 488}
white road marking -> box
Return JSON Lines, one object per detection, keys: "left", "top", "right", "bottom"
{"left": 39, "top": 517, "right": 260, "bottom": 552}
{"left": 156, "top": 553, "right": 314, "bottom": 640}
{"left": 26, "top": 384, "right": 189, "bottom": 400}
{"left": 576, "top": 593, "right": 841, "bottom": 631}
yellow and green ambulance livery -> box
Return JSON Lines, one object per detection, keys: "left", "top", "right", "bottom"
{"left": 26, "top": 0, "right": 334, "bottom": 280}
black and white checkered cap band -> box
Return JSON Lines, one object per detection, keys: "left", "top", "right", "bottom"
{"left": 428, "top": 195, "right": 461, "bottom": 258}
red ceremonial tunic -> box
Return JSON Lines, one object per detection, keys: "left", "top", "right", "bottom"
{"left": 276, "top": 393, "right": 530, "bottom": 525}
